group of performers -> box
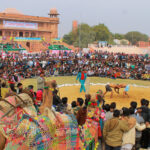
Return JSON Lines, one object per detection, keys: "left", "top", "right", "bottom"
{"left": 76, "top": 70, "right": 130, "bottom": 98}
{"left": 104, "top": 84, "right": 130, "bottom": 98}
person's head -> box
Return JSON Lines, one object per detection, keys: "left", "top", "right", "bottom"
{"left": 40, "top": 72, "right": 44, "bottom": 77}
{"left": 130, "top": 101, "right": 137, "bottom": 109}
{"left": 110, "top": 102, "right": 116, "bottom": 112}
{"left": 129, "top": 107, "right": 135, "bottom": 115}
{"left": 96, "top": 94, "right": 103, "bottom": 103}
{"left": 2, "top": 82, "right": 6, "bottom": 88}
{"left": 51, "top": 80, "right": 57, "bottom": 89}
{"left": 77, "top": 98, "right": 84, "bottom": 107}
{"left": 85, "top": 94, "right": 91, "bottom": 101}
{"left": 62, "top": 97, "right": 68, "bottom": 105}
{"left": 17, "top": 83, "right": 23, "bottom": 89}
{"left": 28, "top": 85, "right": 34, "bottom": 90}
{"left": 122, "top": 108, "right": 130, "bottom": 117}
{"left": 113, "top": 110, "right": 120, "bottom": 118}
{"left": 71, "top": 101, "right": 77, "bottom": 108}
{"left": 141, "top": 99, "right": 146, "bottom": 106}
{"left": 104, "top": 104, "right": 110, "bottom": 112}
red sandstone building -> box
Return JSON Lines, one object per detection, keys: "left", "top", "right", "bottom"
{"left": 0, "top": 8, "right": 59, "bottom": 51}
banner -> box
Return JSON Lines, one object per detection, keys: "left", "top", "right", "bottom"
{"left": 12, "top": 37, "right": 42, "bottom": 41}
{"left": 3, "top": 20, "right": 38, "bottom": 29}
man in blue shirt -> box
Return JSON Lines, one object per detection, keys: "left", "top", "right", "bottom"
{"left": 76, "top": 69, "right": 87, "bottom": 93}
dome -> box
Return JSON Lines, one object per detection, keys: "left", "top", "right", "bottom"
{"left": 49, "top": 8, "right": 59, "bottom": 15}
{"left": 2, "top": 8, "right": 23, "bottom": 15}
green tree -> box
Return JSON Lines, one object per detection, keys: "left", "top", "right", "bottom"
{"left": 125, "top": 31, "right": 149, "bottom": 45}
{"left": 114, "top": 33, "right": 125, "bottom": 40}
{"left": 76, "top": 24, "right": 96, "bottom": 48}
{"left": 63, "top": 23, "right": 96, "bottom": 48}
{"left": 92, "top": 24, "right": 111, "bottom": 41}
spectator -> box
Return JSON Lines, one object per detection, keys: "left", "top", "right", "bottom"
{"left": 71, "top": 101, "right": 77, "bottom": 108}
{"left": 130, "top": 101, "right": 137, "bottom": 113}
{"left": 104, "top": 104, "right": 113, "bottom": 121}
{"left": 9, "top": 83, "right": 17, "bottom": 93}
{"left": 121, "top": 108, "right": 146, "bottom": 150}
{"left": 110, "top": 102, "right": 116, "bottom": 113}
{"left": 17, "top": 83, "right": 23, "bottom": 94}
{"left": 74, "top": 98, "right": 84, "bottom": 116}
{"left": 140, "top": 99, "right": 150, "bottom": 149}
{"left": 62, "top": 97, "right": 68, "bottom": 107}
{"left": 103, "top": 110, "right": 129, "bottom": 150}
{"left": 140, "top": 99, "right": 149, "bottom": 122}
{"left": 129, "top": 107, "right": 145, "bottom": 150}
{"left": 85, "top": 94, "right": 91, "bottom": 107}
{"left": 0, "top": 50, "right": 149, "bottom": 80}
{"left": 37, "top": 72, "right": 45, "bottom": 90}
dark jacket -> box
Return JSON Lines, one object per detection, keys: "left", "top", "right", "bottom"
{"left": 141, "top": 106, "right": 149, "bottom": 122}
{"left": 141, "top": 128, "right": 150, "bottom": 148}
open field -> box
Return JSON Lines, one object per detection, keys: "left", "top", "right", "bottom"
{"left": 21, "top": 76, "right": 150, "bottom": 109}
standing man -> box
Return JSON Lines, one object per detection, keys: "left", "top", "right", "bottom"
{"left": 36, "top": 72, "right": 45, "bottom": 106}
{"left": 103, "top": 110, "right": 129, "bottom": 150}
{"left": 37, "top": 72, "right": 45, "bottom": 91}
{"left": 76, "top": 69, "right": 87, "bottom": 93}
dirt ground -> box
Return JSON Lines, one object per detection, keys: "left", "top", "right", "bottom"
{"left": 58, "top": 85, "right": 150, "bottom": 109}
{"left": 21, "top": 77, "right": 150, "bottom": 109}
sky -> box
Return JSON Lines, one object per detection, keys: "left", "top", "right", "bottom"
{"left": 1, "top": 0, "right": 150, "bottom": 37}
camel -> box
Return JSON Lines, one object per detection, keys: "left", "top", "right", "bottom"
{"left": 0, "top": 81, "right": 53, "bottom": 150}
{"left": 0, "top": 81, "right": 80, "bottom": 150}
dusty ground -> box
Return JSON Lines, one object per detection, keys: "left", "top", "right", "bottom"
{"left": 58, "top": 85, "right": 150, "bottom": 109}
{"left": 21, "top": 76, "right": 150, "bottom": 109}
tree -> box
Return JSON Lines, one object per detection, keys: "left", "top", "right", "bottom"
{"left": 114, "top": 33, "right": 125, "bottom": 40}
{"left": 63, "top": 23, "right": 96, "bottom": 48}
{"left": 63, "top": 32, "right": 77, "bottom": 45}
{"left": 92, "top": 24, "right": 111, "bottom": 41}
{"left": 125, "top": 31, "right": 149, "bottom": 45}
{"left": 76, "top": 24, "right": 96, "bottom": 48}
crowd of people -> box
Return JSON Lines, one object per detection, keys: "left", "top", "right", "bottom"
{"left": 0, "top": 49, "right": 149, "bottom": 150}
{"left": 0, "top": 75, "right": 149, "bottom": 150}
{"left": 0, "top": 50, "right": 149, "bottom": 81}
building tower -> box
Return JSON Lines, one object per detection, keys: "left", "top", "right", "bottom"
{"left": 49, "top": 8, "right": 59, "bottom": 18}
{"left": 72, "top": 20, "right": 78, "bottom": 33}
